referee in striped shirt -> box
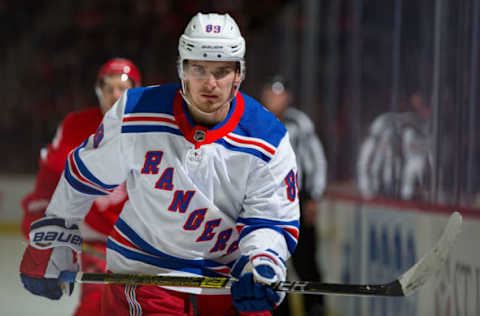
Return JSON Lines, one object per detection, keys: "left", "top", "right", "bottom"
{"left": 261, "top": 75, "right": 327, "bottom": 316}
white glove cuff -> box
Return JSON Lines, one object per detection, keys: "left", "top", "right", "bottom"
{"left": 29, "top": 217, "right": 82, "bottom": 252}
{"left": 250, "top": 251, "right": 286, "bottom": 285}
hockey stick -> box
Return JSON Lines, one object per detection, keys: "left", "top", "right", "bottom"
{"left": 60, "top": 211, "right": 462, "bottom": 297}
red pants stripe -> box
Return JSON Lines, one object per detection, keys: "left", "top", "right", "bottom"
{"left": 101, "top": 283, "right": 272, "bottom": 316}
{"left": 73, "top": 241, "right": 107, "bottom": 316}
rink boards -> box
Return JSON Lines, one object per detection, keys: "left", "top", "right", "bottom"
{"left": 319, "top": 193, "right": 480, "bottom": 316}
{"left": 0, "top": 174, "right": 34, "bottom": 226}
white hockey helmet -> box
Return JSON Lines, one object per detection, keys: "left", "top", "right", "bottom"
{"left": 178, "top": 13, "right": 246, "bottom": 81}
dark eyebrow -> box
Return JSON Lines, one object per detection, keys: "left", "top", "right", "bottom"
{"left": 212, "top": 66, "right": 235, "bottom": 74}
{"left": 189, "top": 64, "right": 233, "bottom": 71}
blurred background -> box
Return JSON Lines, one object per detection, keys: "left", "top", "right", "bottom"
{"left": 2, "top": 0, "right": 480, "bottom": 207}
{"left": 1, "top": 0, "right": 480, "bottom": 315}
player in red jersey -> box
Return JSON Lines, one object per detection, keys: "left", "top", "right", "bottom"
{"left": 21, "top": 57, "right": 142, "bottom": 315}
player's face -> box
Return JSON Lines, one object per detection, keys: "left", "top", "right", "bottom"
{"left": 184, "top": 60, "right": 241, "bottom": 115}
{"left": 99, "top": 74, "right": 134, "bottom": 114}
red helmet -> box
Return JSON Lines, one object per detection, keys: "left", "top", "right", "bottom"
{"left": 96, "top": 58, "right": 141, "bottom": 87}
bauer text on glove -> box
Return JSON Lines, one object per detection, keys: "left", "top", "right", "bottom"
{"left": 20, "top": 217, "right": 81, "bottom": 300}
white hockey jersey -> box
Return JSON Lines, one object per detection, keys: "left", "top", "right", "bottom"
{"left": 46, "top": 83, "right": 300, "bottom": 293}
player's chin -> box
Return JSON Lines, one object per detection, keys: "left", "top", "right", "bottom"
{"left": 199, "top": 101, "right": 223, "bottom": 113}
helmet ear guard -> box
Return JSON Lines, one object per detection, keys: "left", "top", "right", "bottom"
{"left": 176, "top": 58, "right": 186, "bottom": 81}
{"left": 235, "top": 60, "right": 246, "bottom": 82}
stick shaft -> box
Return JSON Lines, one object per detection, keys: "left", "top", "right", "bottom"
{"left": 60, "top": 271, "right": 404, "bottom": 296}
{"left": 59, "top": 212, "right": 461, "bottom": 297}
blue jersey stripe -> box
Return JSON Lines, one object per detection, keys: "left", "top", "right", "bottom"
{"left": 215, "top": 138, "right": 271, "bottom": 162}
{"left": 73, "top": 146, "right": 118, "bottom": 190}
{"left": 237, "top": 217, "right": 299, "bottom": 228}
{"left": 64, "top": 162, "right": 108, "bottom": 196}
{"left": 107, "top": 239, "right": 224, "bottom": 277}
{"left": 238, "top": 225, "right": 298, "bottom": 255}
{"left": 115, "top": 218, "right": 225, "bottom": 269}
{"left": 237, "top": 217, "right": 299, "bottom": 255}
{"left": 121, "top": 125, "right": 183, "bottom": 136}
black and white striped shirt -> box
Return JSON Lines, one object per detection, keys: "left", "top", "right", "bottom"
{"left": 283, "top": 107, "right": 327, "bottom": 201}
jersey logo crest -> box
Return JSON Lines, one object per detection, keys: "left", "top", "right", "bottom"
{"left": 194, "top": 130, "right": 206, "bottom": 142}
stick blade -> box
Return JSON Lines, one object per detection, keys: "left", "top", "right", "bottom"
{"left": 398, "top": 211, "right": 462, "bottom": 296}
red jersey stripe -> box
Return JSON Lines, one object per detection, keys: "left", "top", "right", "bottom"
{"left": 123, "top": 116, "right": 177, "bottom": 125}
{"left": 68, "top": 153, "right": 112, "bottom": 194}
{"left": 225, "top": 134, "right": 276, "bottom": 155}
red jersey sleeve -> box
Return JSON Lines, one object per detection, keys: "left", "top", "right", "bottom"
{"left": 84, "top": 183, "right": 128, "bottom": 236}
{"left": 43, "top": 108, "right": 104, "bottom": 173}
{"left": 21, "top": 107, "right": 104, "bottom": 239}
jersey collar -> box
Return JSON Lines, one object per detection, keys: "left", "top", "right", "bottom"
{"left": 173, "top": 89, "right": 245, "bottom": 148}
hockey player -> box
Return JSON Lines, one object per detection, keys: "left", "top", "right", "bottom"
{"left": 19, "top": 12, "right": 300, "bottom": 316}
{"left": 261, "top": 76, "right": 327, "bottom": 316}
{"left": 357, "top": 92, "right": 431, "bottom": 201}
{"left": 20, "top": 58, "right": 142, "bottom": 315}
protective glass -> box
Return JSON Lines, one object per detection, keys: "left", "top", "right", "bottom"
{"left": 184, "top": 63, "right": 236, "bottom": 81}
